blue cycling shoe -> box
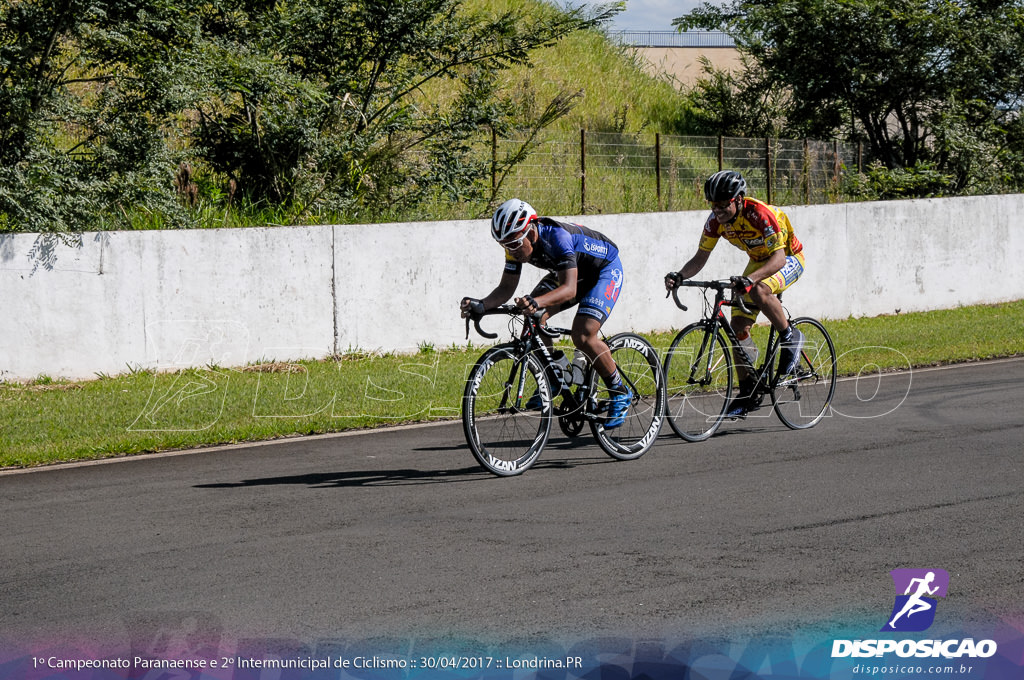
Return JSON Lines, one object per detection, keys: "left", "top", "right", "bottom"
{"left": 726, "top": 397, "right": 754, "bottom": 419}
{"left": 525, "top": 389, "right": 545, "bottom": 411}
{"left": 604, "top": 389, "right": 633, "bottom": 429}
{"left": 726, "top": 379, "right": 757, "bottom": 418}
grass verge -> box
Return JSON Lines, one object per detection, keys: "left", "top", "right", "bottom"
{"left": 2, "top": 301, "right": 1022, "bottom": 469}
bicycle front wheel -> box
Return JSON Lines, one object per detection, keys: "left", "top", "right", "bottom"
{"left": 663, "top": 322, "right": 734, "bottom": 442}
{"left": 772, "top": 317, "right": 837, "bottom": 430}
{"left": 462, "top": 345, "right": 552, "bottom": 476}
{"left": 589, "top": 333, "right": 666, "bottom": 460}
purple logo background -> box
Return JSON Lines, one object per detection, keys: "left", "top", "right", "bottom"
{"left": 882, "top": 568, "right": 950, "bottom": 632}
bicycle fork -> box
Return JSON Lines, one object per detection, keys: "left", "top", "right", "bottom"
{"left": 688, "top": 323, "right": 719, "bottom": 387}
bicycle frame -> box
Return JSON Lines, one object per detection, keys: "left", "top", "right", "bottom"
{"left": 466, "top": 306, "right": 660, "bottom": 426}
{"left": 467, "top": 306, "right": 599, "bottom": 420}
{"left": 665, "top": 279, "right": 837, "bottom": 439}
{"left": 674, "top": 283, "right": 783, "bottom": 396}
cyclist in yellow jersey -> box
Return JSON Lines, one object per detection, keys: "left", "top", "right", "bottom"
{"left": 664, "top": 170, "right": 806, "bottom": 418}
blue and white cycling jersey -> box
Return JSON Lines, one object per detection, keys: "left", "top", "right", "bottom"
{"left": 504, "top": 218, "right": 617, "bottom": 280}
{"left": 504, "top": 218, "right": 624, "bottom": 323}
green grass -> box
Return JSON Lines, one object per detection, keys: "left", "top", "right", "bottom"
{"left": 2, "top": 301, "right": 1022, "bottom": 470}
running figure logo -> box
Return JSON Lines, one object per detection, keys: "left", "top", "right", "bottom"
{"left": 882, "top": 568, "right": 950, "bottom": 632}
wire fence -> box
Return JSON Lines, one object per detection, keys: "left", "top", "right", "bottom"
{"left": 608, "top": 31, "right": 737, "bottom": 48}
{"left": 491, "top": 131, "right": 857, "bottom": 216}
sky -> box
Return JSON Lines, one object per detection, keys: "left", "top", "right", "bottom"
{"left": 586, "top": 0, "right": 706, "bottom": 32}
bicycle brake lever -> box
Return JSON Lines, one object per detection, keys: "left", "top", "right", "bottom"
{"left": 733, "top": 293, "right": 753, "bottom": 316}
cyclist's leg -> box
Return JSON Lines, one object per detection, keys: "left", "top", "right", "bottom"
{"left": 730, "top": 308, "right": 758, "bottom": 385}
{"left": 572, "top": 263, "right": 632, "bottom": 427}
{"left": 528, "top": 274, "right": 571, "bottom": 347}
{"left": 731, "top": 259, "right": 764, "bottom": 390}
{"left": 751, "top": 253, "right": 806, "bottom": 374}
{"left": 523, "top": 275, "right": 575, "bottom": 410}
{"left": 571, "top": 262, "right": 622, "bottom": 382}
{"left": 748, "top": 252, "right": 805, "bottom": 334}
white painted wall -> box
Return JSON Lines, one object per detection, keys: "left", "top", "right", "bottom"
{"left": 1, "top": 195, "right": 1021, "bottom": 381}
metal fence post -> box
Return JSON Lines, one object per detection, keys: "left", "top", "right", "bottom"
{"left": 490, "top": 126, "right": 497, "bottom": 192}
{"left": 717, "top": 135, "right": 724, "bottom": 171}
{"left": 833, "top": 139, "right": 840, "bottom": 186}
{"left": 803, "top": 138, "right": 810, "bottom": 204}
{"left": 655, "top": 132, "right": 662, "bottom": 211}
{"left": 765, "top": 137, "right": 773, "bottom": 205}
{"left": 580, "top": 129, "right": 587, "bottom": 214}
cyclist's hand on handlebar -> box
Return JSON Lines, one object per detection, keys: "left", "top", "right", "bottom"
{"left": 515, "top": 294, "right": 540, "bottom": 315}
{"left": 664, "top": 271, "right": 683, "bottom": 291}
{"left": 730, "top": 275, "right": 754, "bottom": 296}
{"left": 460, "top": 297, "right": 485, "bottom": 318}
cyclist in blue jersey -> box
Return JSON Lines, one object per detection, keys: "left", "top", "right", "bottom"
{"left": 460, "top": 198, "right": 632, "bottom": 428}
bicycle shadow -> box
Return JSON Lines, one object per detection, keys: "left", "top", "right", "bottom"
{"left": 194, "top": 465, "right": 490, "bottom": 489}
{"left": 412, "top": 434, "right": 595, "bottom": 453}
{"left": 413, "top": 434, "right": 635, "bottom": 468}
{"left": 192, "top": 448, "right": 605, "bottom": 489}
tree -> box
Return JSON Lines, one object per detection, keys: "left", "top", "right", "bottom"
{"left": 0, "top": 0, "right": 207, "bottom": 231}
{"left": 684, "top": 54, "right": 790, "bottom": 138}
{"left": 192, "top": 0, "right": 617, "bottom": 216}
{"left": 675, "top": 0, "right": 1024, "bottom": 194}
{"left": 0, "top": 0, "right": 620, "bottom": 231}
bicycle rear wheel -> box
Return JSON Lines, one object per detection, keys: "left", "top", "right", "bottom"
{"left": 772, "top": 317, "right": 837, "bottom": 429}
{"left": 663, "top": 322, "right": 734, "bottom": 442}
{"left": 462, "top": 345, "right": 552, "bottom": 476}
{"left": 589, "top": 333, "right": 666, "bottom": 460}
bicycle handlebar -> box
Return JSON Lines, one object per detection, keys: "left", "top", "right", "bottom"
{"left": 668, "top": 278, "right": 754, "bottom": 316}
{"left": 669, "top": 285, "right": 688, "bottom": 312}
{"left": 464, "top": 305, "right": 560, "bottom": 340}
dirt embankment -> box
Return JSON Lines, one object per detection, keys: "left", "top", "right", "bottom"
{"left": 635, "top": 47, "right": 742, "bottom": 87}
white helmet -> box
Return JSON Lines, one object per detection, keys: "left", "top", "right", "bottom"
{"left": 490, "top": 198, "right": 537, "bottom": 242}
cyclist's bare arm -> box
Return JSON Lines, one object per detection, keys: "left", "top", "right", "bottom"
{"left": 666, "top": 248, "right": 710, "bottom": 289}
{"left": 481, "top": 270, "right": 520, "bottom": 308}
{"left": 744, "top": 249, "right": 786, "bottom": 286}
{"left": 462, "top": 270, "right": 520, "bottom": 316}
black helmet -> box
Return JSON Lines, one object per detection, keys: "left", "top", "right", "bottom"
{"left": 704, "top": 170, "right": 747, "bottom": 202}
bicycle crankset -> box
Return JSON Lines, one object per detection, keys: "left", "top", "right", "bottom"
{"left": 555, "top": 400, "right": 586, "bottom": 437}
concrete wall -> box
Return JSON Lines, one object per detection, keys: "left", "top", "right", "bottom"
{"left": 1, "top": 195, "right": 1021, "bottom": 381}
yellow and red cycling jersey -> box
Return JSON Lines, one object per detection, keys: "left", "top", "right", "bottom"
{"left": 699, "top": 197, "right": 803, "bottom": 262}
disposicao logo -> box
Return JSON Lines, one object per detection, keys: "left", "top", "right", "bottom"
{"left": 882, "top": 568, "right": 949, "bottom": 632}
{"left": 831, "top": 568, "right": 998, "bottom": 660}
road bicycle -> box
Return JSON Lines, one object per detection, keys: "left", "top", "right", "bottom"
{"left": 663, "top": 279, "right": 837, "bottom": 441}
{"left": 462, "top": 306, "right": 666, "bottom": 476}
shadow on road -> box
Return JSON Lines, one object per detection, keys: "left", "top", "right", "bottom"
{"left": 192, "top": 455, "right": 602, "bottom": 489}
{"left": 194, "top": 466, "right": 490, "bottom": 488}
{"left": 412, "top": 434, "right": 595, "bottom": 453}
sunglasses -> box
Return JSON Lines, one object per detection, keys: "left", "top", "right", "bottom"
{"left": 710, "top": 198, "right": 737, "bottom": 211}
{"left": 500, "top": 229, "right": 530, "bottom": 251}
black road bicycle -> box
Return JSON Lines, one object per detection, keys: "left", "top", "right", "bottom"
{"left": 462, "top": 306, "right": 666, "bottom": 476}
{"left": 663, "top": 279, "right": 837, "bottom": 441}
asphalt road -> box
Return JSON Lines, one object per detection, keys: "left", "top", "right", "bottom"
{"left": 2, "top": 358, "right": 1022, "bottom": 657}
